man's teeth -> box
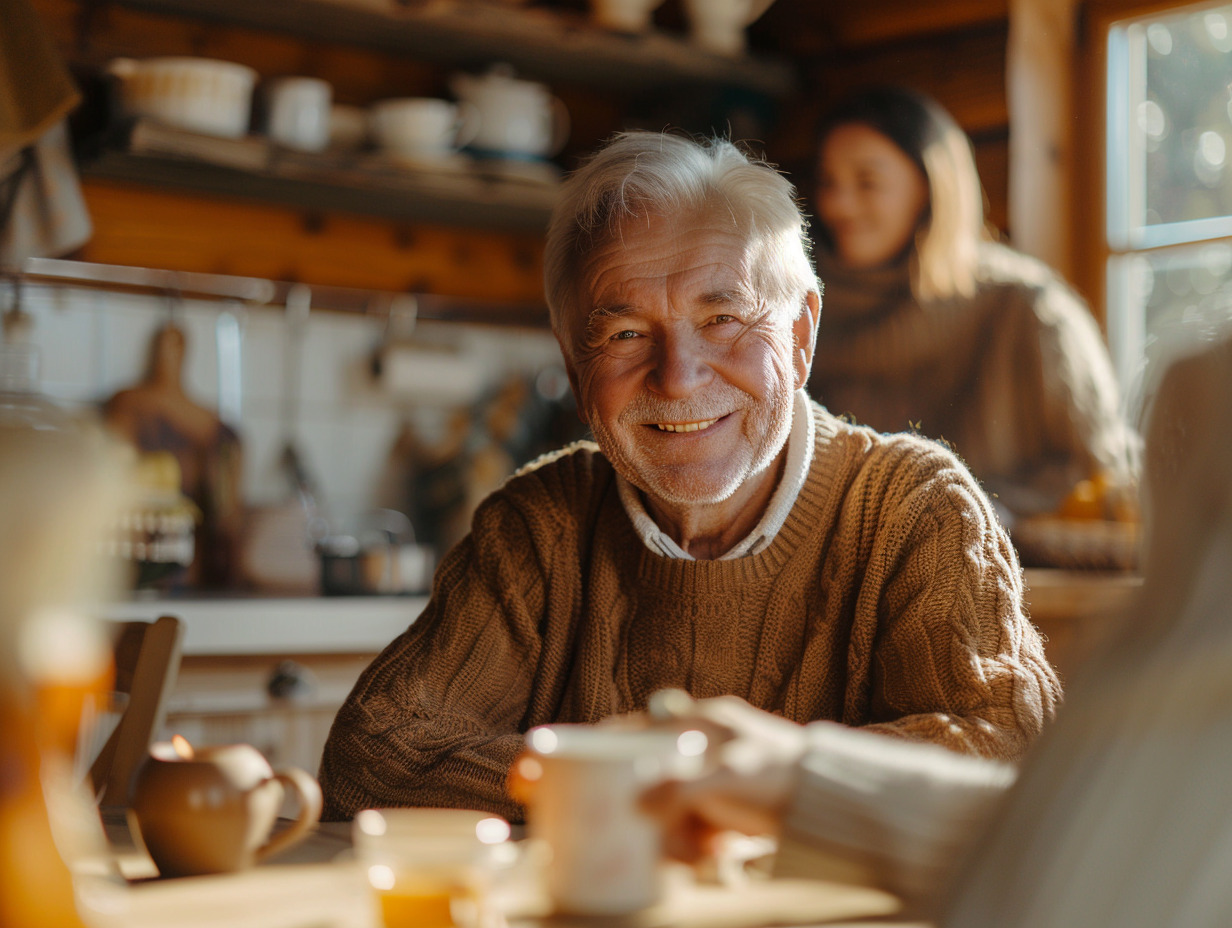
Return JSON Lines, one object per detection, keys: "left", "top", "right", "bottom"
{"left": 655, "top": 417, "right": 719, "bottom": 433}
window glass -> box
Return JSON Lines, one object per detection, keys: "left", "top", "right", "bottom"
{"left": 1107, "top": 1, "right": 1232, "bottom": 420}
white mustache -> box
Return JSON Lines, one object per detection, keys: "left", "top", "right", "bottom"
{"left": 616, "top": 387, "right": 747, "bottom": 425}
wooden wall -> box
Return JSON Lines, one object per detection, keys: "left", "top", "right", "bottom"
{"left": 754, "top": 0, "right": 1013, "bottom": 238}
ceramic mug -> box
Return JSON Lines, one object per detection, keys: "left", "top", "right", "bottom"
{"left": 129, "top": 741, "right": 323, "bottom": 877}
{"left": 368, "top": 98, "right": 479, "bottom": 162}
{"left": 265, "top": 76, "right": 332, "bottom": 152}
{"left": 518, "top": 724, "right": 705, "bottom": 916}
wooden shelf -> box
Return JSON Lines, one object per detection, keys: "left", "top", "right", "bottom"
{"left": 108, "top": 0, "right": 797, "bottom": 97}
{"left": 82, "top": 146, "right": 559, "bottom": 233}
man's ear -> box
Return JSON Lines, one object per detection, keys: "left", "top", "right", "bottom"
{"left": 791, "top": 291, "right": 821, "bottom": 390}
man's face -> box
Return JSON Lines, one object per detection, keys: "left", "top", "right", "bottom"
{"left": 563, "top": 209, "right": 816, "bottom": 508}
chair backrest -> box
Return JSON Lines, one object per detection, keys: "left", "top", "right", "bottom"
{"left": 89, "top": 614, "right": 184, "bottom": 807}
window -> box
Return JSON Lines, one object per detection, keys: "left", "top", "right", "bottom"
{"left": 1104, "top": 1, "right": 1232, "bottom": 418}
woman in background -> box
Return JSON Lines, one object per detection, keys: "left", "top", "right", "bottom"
{"left": 808, "top": 86, "right": 1138, "bottom": 521}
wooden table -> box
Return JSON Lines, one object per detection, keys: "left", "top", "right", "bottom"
{"left": 1022, "top": 568, "right": 1142, "bottom": 680}
{"left": 94, "top": 814, "right": 920, "bottom": 928}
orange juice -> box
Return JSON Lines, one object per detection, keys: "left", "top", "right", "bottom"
{"left": 376, "top": 877, "right": 474, "bottom": 928}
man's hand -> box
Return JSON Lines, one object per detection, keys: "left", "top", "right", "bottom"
{"left": 639, "top": 691, "right": 808, "bottom": 863}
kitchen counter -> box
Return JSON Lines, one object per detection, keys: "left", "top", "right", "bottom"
{"left": 105, "top": 569, "right": 1139, "bottom": 673}
{"left": 100, "top": 595, "right": 428, "bottom": 656}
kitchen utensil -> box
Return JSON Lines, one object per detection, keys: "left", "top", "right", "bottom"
{"left": 264, "top": 76, "right": 332, "bottom": 152}
{"left": 102, "top": 317, "right": 243, "bottom": 590}
{"left": 318, "top": 508, "right": 434, "bottom": 596}
{"left": 130, "top": 739, "right": 322, "bottom": 877}
{"left": 518, "top": 724, "right": 701, "bottom": 916}
{"left": 681, "top": 0, "right": 777, "bottom": 55}
{"left": 369, "top": 97, "right": 479, "bottom": 163}
{"left": 108, "top": 56, "right": 257, "bottom": 139}
{"left": 449, "top": 65, "right": 569, "bottom": 161}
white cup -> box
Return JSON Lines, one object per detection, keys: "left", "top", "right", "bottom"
{"left": 265, "top": 77, "right": 332, "bottom": 152}
{"left": 521, "top": 724, "right": 705, "bottom": 916}
{"left": 681, "top": 0, "right": 775, "bottom": 55}
{"left": 369, "top": 98, "right": 478, "bottom": 162}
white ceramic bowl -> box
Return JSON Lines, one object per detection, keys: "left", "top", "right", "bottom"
{"left": 110, "top": 56, "right": 258, "bottom": 139}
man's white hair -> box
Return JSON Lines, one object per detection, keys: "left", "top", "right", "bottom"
{"left": 544, "top": 131, "right": 820, "bottom": 348}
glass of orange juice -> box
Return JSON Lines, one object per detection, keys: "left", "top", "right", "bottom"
{"left": 352, "top": 808, "right": 514, "bottom": 928}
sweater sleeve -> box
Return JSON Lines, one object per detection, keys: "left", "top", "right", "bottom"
{"left": 857, "top": 441, "right": 1061, "bottom": 761}
{"left": 318, "top": 490, "right": 548, "bottom": 823}
{"left": 993, "top": 276, "right": 1141, "bottom": 514}
{"left": 774, "top": 721, "right": 1015, "bottom": 907}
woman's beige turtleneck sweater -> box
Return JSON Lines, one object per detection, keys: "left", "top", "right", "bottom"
{"left": 809, "top": 244, "right": 1140, "bottom": 517}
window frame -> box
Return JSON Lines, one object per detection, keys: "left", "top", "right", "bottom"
{"left": 1076, "top": 0, "right": 1232, "bottom": 408}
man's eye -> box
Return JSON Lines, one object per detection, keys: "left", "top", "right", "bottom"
{"left": 712, "top": 314, "right": 736, "bottom": 325}
{"left": 611, "top": 330, "right": 640, "bottom": 341}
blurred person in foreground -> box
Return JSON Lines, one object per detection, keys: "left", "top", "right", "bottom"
{"left": 807, "top": 86, "right": 1139, "bottom": 522}
{"left": 644, "top": 334, "right": 1232, "bottom": 925}
{"left": 318, "top": 130, "right": 1060, "bottom": 823}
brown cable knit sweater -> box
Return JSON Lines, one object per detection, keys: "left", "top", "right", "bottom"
{"left": 809, "top": 244, "right": 1140, "bottom": 517}
{"left": 319, "top": 402, "right": 1060, "bottom": 822}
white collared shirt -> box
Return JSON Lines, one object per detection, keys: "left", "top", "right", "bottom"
{"left": 616, "top": 388, "right": 815, "bottom": 560}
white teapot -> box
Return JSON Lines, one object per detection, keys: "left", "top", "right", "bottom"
{"left": 450, "top": 64, "right": 570, "bottom": 160}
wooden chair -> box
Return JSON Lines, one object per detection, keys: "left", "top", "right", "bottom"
{"left": 89, "top": 614, "right": 185, "bottom": 808}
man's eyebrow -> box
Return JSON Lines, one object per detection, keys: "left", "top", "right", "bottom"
{"left": 585, "top": 304, "right": 634, "bottom": 330}
{"left": 699, "top": 287, "right": 753, "bottom": 306}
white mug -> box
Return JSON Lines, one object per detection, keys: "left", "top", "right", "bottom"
{"left": 265, "top": 77, "right": 332, "bottom": 152}
{"left": 369, "top": 98, "right": 478, "bottom": 161}
{"left": 521, "top": 724, "right": 704, "bottom": 916}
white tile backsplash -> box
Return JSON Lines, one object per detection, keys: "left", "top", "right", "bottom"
{"left": 13, "top": 284, "right": 563, "bottom": 528}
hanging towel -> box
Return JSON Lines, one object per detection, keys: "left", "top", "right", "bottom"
{"left": 0, "top": 0, "right": 91, "bottom": 269}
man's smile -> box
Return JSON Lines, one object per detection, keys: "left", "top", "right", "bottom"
{"left": 652, "top": 417, "right": 721, "bottom": 433}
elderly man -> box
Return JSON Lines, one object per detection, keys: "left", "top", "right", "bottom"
{"left": 319, "top": 131, "right": 1060, "bottom": 822}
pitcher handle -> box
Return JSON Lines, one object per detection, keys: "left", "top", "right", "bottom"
{"left": 255, "top": 766, "right": 324, "bottom": 863}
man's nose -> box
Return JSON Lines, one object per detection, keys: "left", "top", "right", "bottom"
{"left": 647, "top": 333, "right": 712, "bottom": 398}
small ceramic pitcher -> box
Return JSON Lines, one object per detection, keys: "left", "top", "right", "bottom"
{"left": 130, "top": 740, "right": 323, "bottom": 877}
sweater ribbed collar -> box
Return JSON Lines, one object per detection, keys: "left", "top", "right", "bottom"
{"left": 616, "top": 388, "right": 815, "bottom": 560}
{"left": 815, "top": 248, "right": 914, "bottom": 330}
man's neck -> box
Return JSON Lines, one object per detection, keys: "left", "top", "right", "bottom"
{"left": 642, "top": 451, "right": 787, "bottom": 560}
